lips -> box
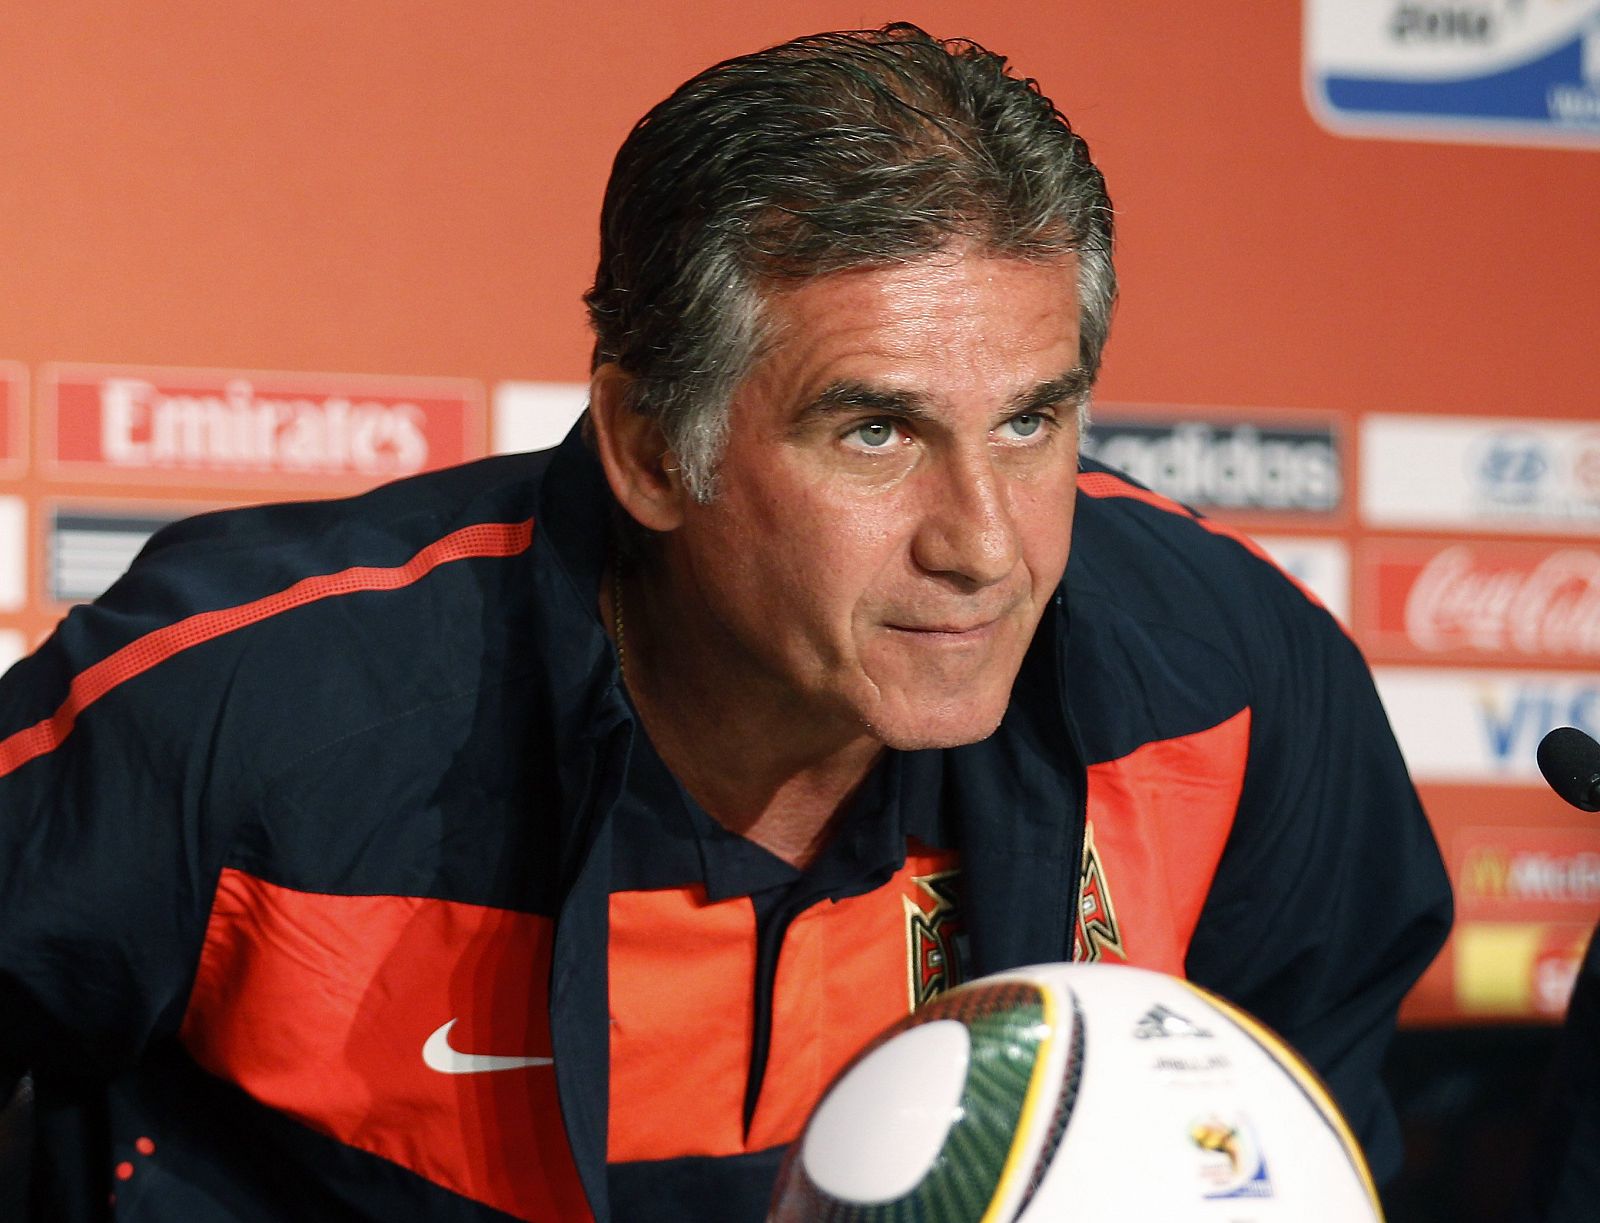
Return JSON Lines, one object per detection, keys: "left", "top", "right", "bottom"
{"left": 885, "top": 602, "right": 1018, "bottom": 635}
{"left": 882, "top": 591, "right": 1029, "bottom": 640}
{"left": 886, "top": 617, "right": 1003, "bottom": 636}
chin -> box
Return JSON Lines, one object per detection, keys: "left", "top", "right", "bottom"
{"left": 862, "top": 694, "right": 1010, "bottom": 751}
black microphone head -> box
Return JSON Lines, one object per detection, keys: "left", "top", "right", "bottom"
{"left": 1537, "top": 727, "right": 1600, "bottom": 813}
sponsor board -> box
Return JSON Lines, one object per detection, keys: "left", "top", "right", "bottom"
{"left": 42, "top": 365, "right": 483, "bottom": 488}
{"left": 1362, "top": 414, "right": 1600, "bottom": 532}
{"left": 1085, "top": 410, "right": 1343, "bottom": 519}
{"left": 1361, "top": 539, "right": 1600, "bottom": 666}
{"left": 492, "top": 382, "right": 587, "bottom": 456}
{"left": 1454, "top": 920, "right": 1590, "bottom": 1017}
{"left": 0, "top": 498, "right": 24, "bottom": 612}
{"left": 47, "top": 506, "right": 184, "bottom": 606}
{"left": 1306, "top": 0, "right": 1600, "bottom": 146}
{"left": 1373, "top": 665, "right": 1600, "bottom": 783}
{"left": 1456, "top": 825, "right": 1600, "bottom": 919}
{"left": 0, "top": 362, "right": 25, "bottom": 474}
{"left": 1254, "top": 536, "right": 1351, "bottom": 622}
{"left": 0, "top": 630, "right": 24, "bottom": 679}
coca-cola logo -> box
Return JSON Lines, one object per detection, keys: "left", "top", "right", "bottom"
{"left": 1403, "top": 545, "right": 1600, "bottom": 658}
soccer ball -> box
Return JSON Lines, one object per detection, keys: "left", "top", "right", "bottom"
{"left": 767, "top": 962, "right": 1383, "bottom": 1222}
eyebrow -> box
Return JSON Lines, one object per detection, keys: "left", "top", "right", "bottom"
{"left": 1011, "top": 367, "right": 1093, "bottom": 416}
{"left": 797, "top": 365, "right": 1092, "bottom": 425}
{"left": 799, "top": 383, "right": 938, "bottom": 423}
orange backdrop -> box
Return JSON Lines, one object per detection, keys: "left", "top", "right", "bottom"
{"left": 2, "top": 2, "right": 1598, "bottom": 1023}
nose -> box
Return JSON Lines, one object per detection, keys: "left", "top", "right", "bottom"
{"left": 910, "top": 448, "right": 1020, "bottom": 590}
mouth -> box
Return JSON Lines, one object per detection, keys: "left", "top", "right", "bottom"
{"left": 881, "top": 591, "right": 1031, "bottom": 648}
{"left": 885, "top": 618, "right": 1003, "bottom": 641}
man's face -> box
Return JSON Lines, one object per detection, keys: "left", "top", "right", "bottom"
{"left": 660, "top": 248, "right": 1085, "bottom": 751}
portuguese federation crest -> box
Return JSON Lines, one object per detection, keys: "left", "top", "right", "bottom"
{"left": 904, "top": 869, "right": 966, "bottom": 1010}
{"left": 1073, "top": 821, "right": 1127, "bottom": 963}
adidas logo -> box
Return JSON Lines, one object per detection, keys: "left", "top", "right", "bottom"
{"left": 1133, "top": 1003, "right": 1214, "bottom": 1040}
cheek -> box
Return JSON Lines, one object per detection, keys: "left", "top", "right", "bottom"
{"left": 755, "top": 481, "right": 910, "bottom": 587}
{"left": 696, "top": 490, "right": 899, "bottom": 640}
{"left": 1018, "top": 484, "right": 1077, "bottom": 579}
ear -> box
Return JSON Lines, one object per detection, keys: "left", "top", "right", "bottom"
{"left": 588, "top": 363, "right": 688, "bottom": 533}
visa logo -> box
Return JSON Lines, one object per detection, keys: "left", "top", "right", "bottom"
{"left": 1479, "top": 685, "right": 1600, "bottom": 763}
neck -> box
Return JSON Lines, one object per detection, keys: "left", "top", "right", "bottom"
{"left": 608, "top": 558, "right": 883, "bottom": 869}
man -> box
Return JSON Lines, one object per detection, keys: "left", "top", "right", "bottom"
{"left": 0, "top": 24, "right": 1449, "bottom": 1222}
{"left": 1520, "top": 925, "right": 1600, "bottom": 1221}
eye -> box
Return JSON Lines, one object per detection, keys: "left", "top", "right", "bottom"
{"left": 998, "top": 412, "right": 1048, "bottom": 440}
{"left": 845, "top": 419, "right": 903, "bottom": 450}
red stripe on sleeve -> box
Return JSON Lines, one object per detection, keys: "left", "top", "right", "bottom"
{"left": 1193, "top": 516, "right": 1332, "bottom": 616}
{"left": 0, "top": 519, "right": 535, "bottom": 778}
{"left": 1076, "top": 470, "right": 1197, "bottom": 519}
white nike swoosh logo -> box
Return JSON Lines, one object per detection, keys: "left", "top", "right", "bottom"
{"left": 421, "top": 1019, "right": 553, "bottom": 1074}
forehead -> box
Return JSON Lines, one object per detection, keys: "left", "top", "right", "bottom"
{"left": 743, "top": 250, "right": 1082, "bottom": 409}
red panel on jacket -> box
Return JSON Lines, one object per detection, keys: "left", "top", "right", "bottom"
{"left": 1080, "top": 709, "right": 1251, "bottom": 972}
{"left": 606, "top": 843, "right": 962, "bottom": 1161}
{"left": 180, "top": 868, "right": 590, "bottom": 1222}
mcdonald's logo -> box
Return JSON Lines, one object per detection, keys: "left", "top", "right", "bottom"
{"left": 1462, "top": 848, "right": 1510, "bottom": 901}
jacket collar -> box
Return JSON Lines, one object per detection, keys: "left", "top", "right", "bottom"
{"left": 536, "top": 417, "right": 614, "bottom": 625}
{"left": 946, "top": 590, "right": 1086, "bottom": 973}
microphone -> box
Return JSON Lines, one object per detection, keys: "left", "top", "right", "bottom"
{"left": 1536, "top": 726, "right": 1600, "bottom": 813}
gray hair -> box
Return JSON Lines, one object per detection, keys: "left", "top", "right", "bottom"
{"left": 585, "top": 23, "right": 1116, "bottom": 501}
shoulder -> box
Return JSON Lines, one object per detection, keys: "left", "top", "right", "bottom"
{"left": 133, "top": 447, "right": 557, "bottom": 579}
{"left": 79, "top": 446, "right": 560, "bottom": 662}
{"left": 6, "top": 445, "right": 593, "bottom": 783}
{"left": 1062, "top": 457, "right": 1358, "bottom": 762}
{"left": 1071, "top": 457, "right": 1334, "bottom": 631}
{"left": 0, "top": 442, "right": 608, "bottom": 902}
{"left": 1069, "top": 455, "right": 1347, "bottom": 660}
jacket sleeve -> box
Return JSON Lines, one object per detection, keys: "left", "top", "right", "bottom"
{"left": 0, "top": 537, "right": 247, "bottom": 1088}
{"left": 1183, "top": 583, "right": 1453, "bottom": 1186}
